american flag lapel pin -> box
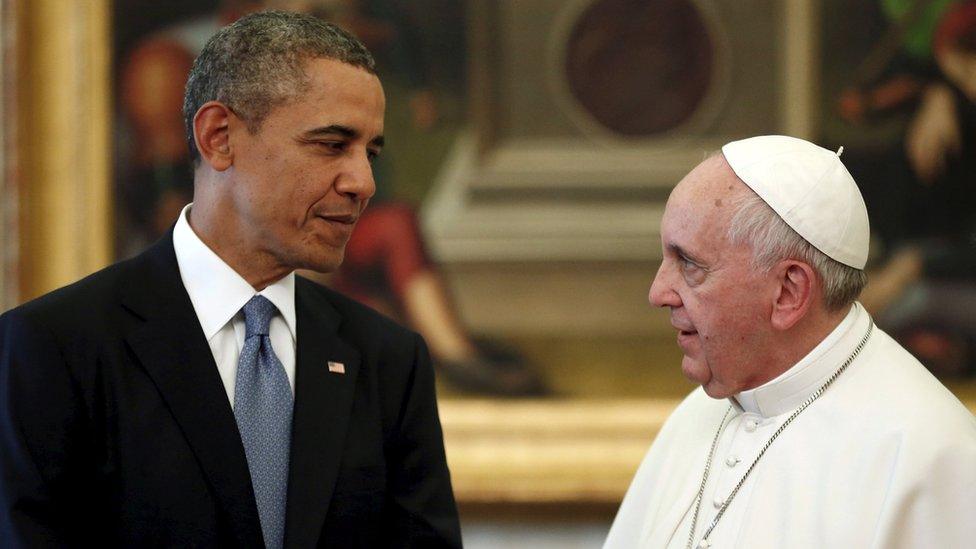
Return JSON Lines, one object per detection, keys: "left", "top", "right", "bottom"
{"left": 327, "top": 361, "right": 346, "bottom": 374}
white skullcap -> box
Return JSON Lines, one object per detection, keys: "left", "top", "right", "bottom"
{"left": 721, "top": 135, "right": 870, "bottom": 269}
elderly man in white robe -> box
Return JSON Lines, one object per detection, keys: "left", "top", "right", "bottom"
{"left": 605, "top": 135, "right": 976, "bottom": 549}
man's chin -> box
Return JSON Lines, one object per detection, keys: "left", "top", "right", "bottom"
{"left": 680, "top": 356, "right": 711, "bottom": 387}
{"left": 700, "top": 382, "right": 734, "bottom": 399}
{"left": 297, "top": 249, "right": 345, "bottom": 274}
{"left": 680, "top": 358, "right": 734, "bottom": 398}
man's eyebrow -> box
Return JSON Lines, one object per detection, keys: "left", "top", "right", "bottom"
{"left": 302, "top": 125, "right": 384, "bottom": 148}
{"left": 304, "top": 124, "right": 355, "bottom": 138}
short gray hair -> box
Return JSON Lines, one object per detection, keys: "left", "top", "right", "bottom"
{"left": 183, "top": 10, "right": 376, "bottom": 164}
{"left": 726, "top": 189, "right": 867, "bottom": 311}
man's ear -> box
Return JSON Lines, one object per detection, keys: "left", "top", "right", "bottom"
{"left": 770, "top": 260, "right": 816, "bottom": 331}
{"left": 193, "top": 101, "right": 233, "bottom": 171}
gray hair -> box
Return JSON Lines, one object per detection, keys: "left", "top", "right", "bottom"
{"left": 726, "top": 189, "right": 867, "bottom": 311}
{"left": 183, "top": 10, "right": 376, "bottom": 164}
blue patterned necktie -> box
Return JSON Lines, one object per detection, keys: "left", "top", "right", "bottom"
{"left": 235, "top": 295, "right": 293, "bottom": 549}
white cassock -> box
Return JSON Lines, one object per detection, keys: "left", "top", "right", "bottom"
{"left": 605, "top": 303, "right": 976, "bottom": 548}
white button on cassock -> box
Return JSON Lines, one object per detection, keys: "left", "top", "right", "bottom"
{"left": 745, "top": 420, "right": 758, "bottom": 432}
{"left": 726, "top": 456, "right": 740, "bottom": 467}
{"left": 713, "top": 496, "right": 724, "bottom": 509}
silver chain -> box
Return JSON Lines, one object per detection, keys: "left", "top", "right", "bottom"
{"left": 686, "top": 319, "right": 874, "bottom": 549}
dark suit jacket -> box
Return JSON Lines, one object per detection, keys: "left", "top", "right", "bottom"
{"left": 0, "top": 233, "right": 461, "bottom": 548}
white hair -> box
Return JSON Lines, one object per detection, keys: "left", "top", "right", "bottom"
{"left": 726, "top": 189, "right": 867, "bottom": 311}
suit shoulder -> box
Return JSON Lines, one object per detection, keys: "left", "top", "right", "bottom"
{"left": 296, "top": 276, "right": 417, "bottom": 340}
{"left": 6, "top": 256, "right": 141, "bottom": 326}
{"left": 0, "top": 255, "right": 152, "bottom": 369}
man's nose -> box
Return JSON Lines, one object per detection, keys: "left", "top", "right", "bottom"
{"left": 648, "top": 261, "right": 680, "bottom": 308}
{"left": 336, "top": 152, "right": 376, "bottom": 201}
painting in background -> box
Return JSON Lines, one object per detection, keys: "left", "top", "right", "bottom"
{"left": 822, "top": 0, "right": 976, "bottom": 379}
{"left": 112, "top": 0, "right": 974, "bottom": 399}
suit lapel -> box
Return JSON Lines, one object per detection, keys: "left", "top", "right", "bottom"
{"left": 284, "top": 279, "right": 361, "bottom": 548}
{"left": 120, "top": 234, "right": 263, "bottom": 547}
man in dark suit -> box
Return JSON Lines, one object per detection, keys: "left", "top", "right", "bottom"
{"left": 0, "top": 10, "right": 460, "bottom": 548}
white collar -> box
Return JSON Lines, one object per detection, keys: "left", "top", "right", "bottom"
{"left": 173, "top": 204, "right": 297, "bottom": 342}
{"left": 731, "top": 303, "right": 869, "bottom": 418}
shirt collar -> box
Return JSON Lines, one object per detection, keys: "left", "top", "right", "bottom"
{"left": 173, "top": 204, "right": 297, "bottom": 342}
{"left": 731, "top": 302, "right": 870, "bottom": 418}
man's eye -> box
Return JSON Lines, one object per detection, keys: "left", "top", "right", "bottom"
{"left": 317, "top": 141, "right": 345, "bottom": 152}
{"left": 678, "top": 256, "right": 706, "bottom": 285}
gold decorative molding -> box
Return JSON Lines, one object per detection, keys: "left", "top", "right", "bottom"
{"left": 440, "top": 398, "right": 677, "bottom": 504}
{"left": 17, "top": 0, "right": 112, "bottom": 302}
{"left": 441, "top": 396, "right": 976, "bottom": 505}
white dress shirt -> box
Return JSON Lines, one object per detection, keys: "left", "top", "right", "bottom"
{"left": 172, "top": 204, "right": 297, "bottom": 408}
